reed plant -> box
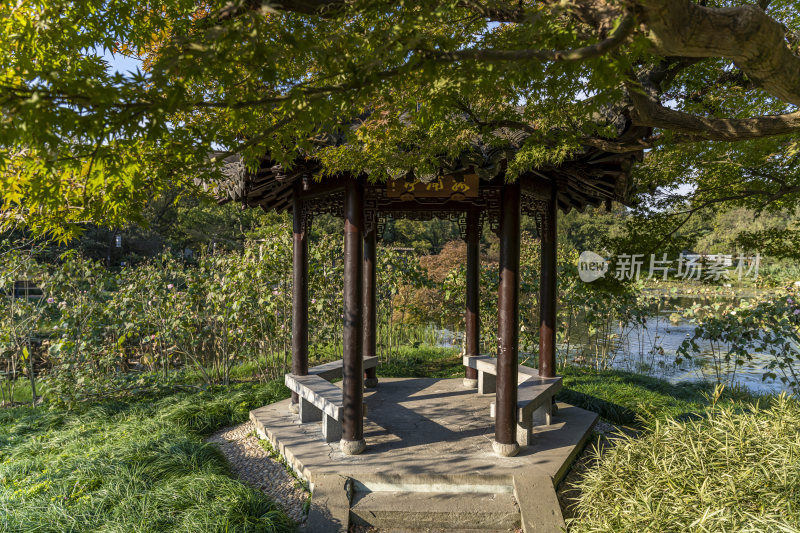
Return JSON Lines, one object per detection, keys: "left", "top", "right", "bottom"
{"left": 569, "top": 390, "right": 800, "bottom": 532}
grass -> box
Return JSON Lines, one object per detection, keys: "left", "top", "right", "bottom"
{"left": 377, "top": 345, "right": 463, "bottom": 378}
{"left": 0, "top": 377, "right": 48, "bottom": 407}
{"left": 0, "top": 382, "right": 294, "bottom": 533}
{"left": 556, "top": 366, "right": 762, "bottom": 425}
{"left": 0, "top": 345, "right": 788, "bottom": 532}
{"left": 569, "top": 393, "right": 800, "bottom": 532}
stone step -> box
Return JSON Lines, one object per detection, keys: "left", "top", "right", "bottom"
{"left": 349, "top": 491, "right": 520, "bottom": 531}
{"left": 370, "top": 530, "right": 516, "bottom": 533}
{"left": 367, "top": 529, "right": 518, "bottom": 533}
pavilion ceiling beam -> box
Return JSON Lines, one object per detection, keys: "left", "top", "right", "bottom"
{"left": 564, "top": 185, "right": 595, "bottom": 207}
{"left": 296, "top": 175, "right": 348, "bottom": 200}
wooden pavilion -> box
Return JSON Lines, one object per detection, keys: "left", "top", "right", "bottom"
{"left": 223, "top": 140, "right": 640, "bottom": 457}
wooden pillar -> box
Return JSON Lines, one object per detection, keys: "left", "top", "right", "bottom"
{"left": 539, "top": 181, "right": 557, "bottom": 378}
{"left": 464, "top": 208, "right": 480, "bottom": 388}
{"left": 291, "top": 189, "right": 309, "bottom": 412}
{"left": 494, "top": 181, "right": 521, "bottom": 457}
{"left": 342, "top": 178, "right": 366, "bottom": 455}
{"left": 363, "top": 227, "right": 378, "bottom": 387}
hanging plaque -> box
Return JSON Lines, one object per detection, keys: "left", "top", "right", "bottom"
{"left": 387, "top": 173, "right": 479, "bottom": 201}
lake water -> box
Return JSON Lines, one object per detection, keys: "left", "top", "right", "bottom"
{"left": 597, "top": 293, "right": 794, "bottom": 395}
{"left": 433, "top": 291, "right": 797, "bottom": 396}
{"left": 596, "top": 312, "right": 786, "bottom": 395}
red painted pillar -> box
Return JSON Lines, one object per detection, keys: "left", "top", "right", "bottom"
{"left": 539, "top": 181, "right": 557, "bottom": 378}
{"left": 341, "top": 178, "right": 366, "bottom": 455}
{"left": 291, "top": 189, "right": 309, "bottom": 411}
{"left": 363, "top": 227, "right": 378, "bottom": 387}
{"left": 494, "top": 181, "right": 521, "bottom": 457}
{"left": 464, "top": 208, "right": 480, "bottom": 387}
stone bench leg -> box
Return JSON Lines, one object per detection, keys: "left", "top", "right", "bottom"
{"left": 517, "top": 418, "right": 533, "bottom": 446}
{"left": 533, "top": 401, "right": 553, "bottom": 426}
{"left": 322, "top": 414, "right": 342, "bottom": 443}
{"left": 364, "top": 368, "right": 378, "bottom": 388}
{"left": 478, "top": 371, "right": 496, "bottom": 395}
{"left": 300, "top": 397, "right": 322, "bottom": 423}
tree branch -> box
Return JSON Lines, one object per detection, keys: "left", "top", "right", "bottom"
{"left": 628, "top": 84, "right": 800, "bottom": 141}
{"left": 210, "top": 116, "right": 294, "bottom": 160}
{"left": 212, "top": 0, "right": 538, "bottom": 22}
{"left": 642, "top": 0, "right": 800, "bottom": 106}
{"left": 420, "top": 13, "right": 634, "bottom": 62}
{"left": 212, "top": 0, "right": 800, "bottom": 107}
{"left": 582, "top": 135, "right": 663, "bottom": 152}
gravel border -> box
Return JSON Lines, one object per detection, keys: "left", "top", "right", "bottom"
{"left": 207, "top": 421, "right": 310, "bottom": 524}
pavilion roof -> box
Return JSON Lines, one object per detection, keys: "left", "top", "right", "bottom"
{"left": 219, "top": 129, "right": 644, "bottom": 214}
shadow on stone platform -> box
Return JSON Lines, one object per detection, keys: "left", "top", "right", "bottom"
{"left": 250, "top": 377, "right": 596, "bottom": 532}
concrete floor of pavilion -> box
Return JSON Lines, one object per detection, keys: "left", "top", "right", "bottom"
{"left": 251, "top": 377, "right": 597, "bottom": 532}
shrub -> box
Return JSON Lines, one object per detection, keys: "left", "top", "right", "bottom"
{"left": 569, "top": 393, "right": 800, "bottom": 532}
{"left": 679, "top": 288, "right": 800, "bottom": 393}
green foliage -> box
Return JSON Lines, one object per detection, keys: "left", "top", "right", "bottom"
{"left": 678, "top": 289, "right": 800, "bottom": 392}
{"left": 0, "top": 0, "right": 624, "bottom": 237}
{"left": 377, "top": 346, "right": 462, "bottom": 378}
{"left": 570, "top": 393, "right": 800, "bottom": 532}
{"left": 5, "top": 215, "right": 797, "bottom": 408}
{"left": 157, "top": 381, "right": 289, "bottom": 435}
{"left": 554, "top": 207, "right": 626, "bottom": 254}
{"left": 0, "top": 230, "right": 439, "bottom": 405}
{"left": 7, "top": 0, "right": 798, "bottom": 240}
{"left": 736, "top": 225, "right": 800, "bottom": 261}
{"left": 627, "top": 134, "right": 800, "bottom": 260}
{"left": 0, "top": 247, "right": 49, "bottom": 406}
{"left": 0, "top": 382, "right": 294, "bottom": 532}
{"left": 384, "top": 218, "right": 461, "bottom": 254}
{"left": 555, "top": 366, "right": 752, "bottom": 425}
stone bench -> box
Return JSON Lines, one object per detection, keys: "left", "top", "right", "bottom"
{"left": 489, "top": 376, "right": 562, "bottom": 445}
{"left": 285, "top": 356, "right": 379, "bottom": 443}
{"left": 308, "top": 355, "right": 379, "bottom": 381}
{"left": 463, "top": 355, "right": 562, "bottom": 446}
{"left": 464, "top": 355, "right": 537, "bottom": 394}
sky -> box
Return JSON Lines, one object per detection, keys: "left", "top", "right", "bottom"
{"left": 102, "top": 50, "right": 142, "bottom": 76}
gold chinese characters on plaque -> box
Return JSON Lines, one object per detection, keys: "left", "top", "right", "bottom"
{"left": 387, "top": 174, "right": 479, "bottom": 201}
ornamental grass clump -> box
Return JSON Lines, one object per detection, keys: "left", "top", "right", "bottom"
{"left": 0, "top": 385, "right": 295, "bottom": 533}
{"left": 569, "top": 393, "right": 800, "bottom": 532}
{"left": 157, "top": 380, "right": 288, "bottom": 434}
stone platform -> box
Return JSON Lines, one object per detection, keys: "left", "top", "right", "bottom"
{"left": 250, "top": 377, "right": 597, "bottom": 532}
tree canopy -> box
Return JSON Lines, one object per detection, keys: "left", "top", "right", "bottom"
{"left": 2, "top": 0, "right": 800, "bottom": 240}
